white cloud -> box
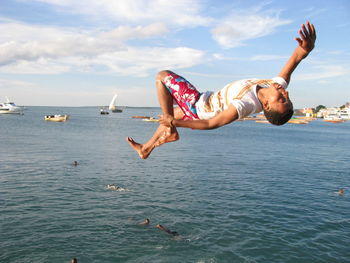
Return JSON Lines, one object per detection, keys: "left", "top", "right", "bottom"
{"left": 294, "top": 64, "right": 348, "bottom": 81}
{"left": 211, "top": 8, "right": 291, "bottom": 48}
{"left": 29, "top": 0, "right": 211, "bottom": 27}
{"left": 328, "top": 50, "right": 347, "bottom": 55}
{"left": 0, "top": 44, "right": 205, "bottom": 76}
{"left": 0, "top": 20, "right": 206, "bottom": 76}
{"left": 250, "top": 55, "right": 288, "bottom": 61}
{"left": 0, "top": 21, "right": 167, "bottom": 65}
{"left": 212, "top": 53, "right": 287, "bottom": 61}
{"left": 0, "top": 78, "right": 36, "bottom": 89}
{"left": 302, "top": 7, "right": 327, "bottom": 18}
{"left": 94, "top": 47, "right": 206, "bottom": 77}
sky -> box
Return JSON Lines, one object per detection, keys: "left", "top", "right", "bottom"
{"left": 0, "top": 0, "right": 349, "bottom": 108}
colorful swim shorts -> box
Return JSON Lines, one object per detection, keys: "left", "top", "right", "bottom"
{"left": 163, "top": 72, "right": 201, "bottom": 120}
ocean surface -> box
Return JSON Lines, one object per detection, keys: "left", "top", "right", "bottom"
{"left": 1, "top": 106, "right": 349, "bottom": 263}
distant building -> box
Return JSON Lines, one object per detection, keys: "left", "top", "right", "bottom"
{"left": 300, "top": 108, "right": 315, "bottom": 117}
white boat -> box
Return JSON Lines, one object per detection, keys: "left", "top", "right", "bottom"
{"left": 322, "top": 107, "right": 350, "bottom": 121}
{"left": 100, "top": 108, "right": 109, "bottom": 115}
{"left": 109, "top": 94, "right": 122, "bottom": 113}
{"left": 339, "top": 108, "right": 350, "bottom": 120}
{"left": 0, "top": 97, "right": 23, "bottom": 114}
{"left": 44, "top": 114, "right": 69, "bottom": 122}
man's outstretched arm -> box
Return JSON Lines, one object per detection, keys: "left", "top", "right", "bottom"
{"left": 279, "top": 21, "right": 316, "bottom": 84}
{"left": 160, "top": 104, "right": 239, "bottom": 130}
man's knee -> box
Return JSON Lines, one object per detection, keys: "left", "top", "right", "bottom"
{"left": 156, "top": 70, "right": 172, "bottom": 82}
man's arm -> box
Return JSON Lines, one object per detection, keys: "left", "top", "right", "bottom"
{"left": 160, "top": 104, "right": 239, "bottom": 130}
{"left": 279, "top": 21, "right": 316, "bottom": 84}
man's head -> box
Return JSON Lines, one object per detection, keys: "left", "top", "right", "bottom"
{"left": 262, "top": 83, "right": 293, "bottom": 125}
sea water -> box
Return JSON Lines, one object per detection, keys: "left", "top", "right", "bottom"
{"left": 1, "top": 107, "right": 349, "bottom": 263}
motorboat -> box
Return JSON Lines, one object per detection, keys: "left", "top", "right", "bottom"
{"left": 44, "top": 114, "right": 69, "bottom": 122}
{"left": 323, "top": 114, "right": 346, "bottom": 123}
{"left": 323, "top": 108, "right": 350, "bottom": 122}
{"left": 339, "top": 108, "right": 350, "bottom": 120}
{"left": 0, "top": 97, "right": 23, "bottom": 114}
{"left": 100, "top": 108, "right": 109, "bottom": 115}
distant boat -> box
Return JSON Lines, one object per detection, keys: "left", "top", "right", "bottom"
{"left": 44, "top": 114, "right": 69, "bottom": 122}
{"left": 287, "top": 118, "right": 309, "bottom": 124}
{"left": 109, "top": 94, "right": 122, "bottom": 113}
{"left": 324, "top": 119, "right": 345, "bottom": 123}
{"left": 323, "top": 115, "right": 346, "bottom": 123}
{"left": 100, "top": 108, "right": 109, "bottom": 115}
{"left": 132, "top": 116, "right": 151, "bottom": 119}
{"left": 142, "top": 117, "right": 159, "bottom": 122}
{"left": 0, "top": 97, "right": 23, "bottom": 114}
{"left": 255, "top": 120, "right": 269, "bottom": 124}
{"left": 323, "top": 117, "right": 345, "bottom": 123}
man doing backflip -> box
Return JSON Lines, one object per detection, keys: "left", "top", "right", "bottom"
{"left": 127, "top": 22, "right": 316, "bottom": 159}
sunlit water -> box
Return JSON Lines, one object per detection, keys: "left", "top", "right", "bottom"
{"left": 1, "top": 107, "right": 349, "bottom": 263}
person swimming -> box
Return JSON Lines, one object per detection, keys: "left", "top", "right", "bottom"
{"left": 337, "top": 189, "right": 345, "bottom": 195}
{"left": 140, "top": 218, "right": 150, "bottom": 225}
{"left": 156, "top": 224, "right": 179, "bottom": 236}
{"left": 106, "top": 184, "right": 124, "bottom": 191}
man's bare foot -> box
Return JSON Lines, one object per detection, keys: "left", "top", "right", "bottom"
{"left": 126, "top": 137, "right": 151, "bottom": 159}
{"left": 126, "top": 127, "right": 179, "bottom": 159}
{"left": 155, "top": 127, "right": 179, "bottom": 147}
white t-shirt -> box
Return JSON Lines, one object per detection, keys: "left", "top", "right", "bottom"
{"left": 195, "top": 77, "right": 288, "bottom": 120}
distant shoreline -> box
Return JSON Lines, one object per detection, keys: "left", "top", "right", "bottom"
{"left": 19, "top": 105, "right": 161, "bottom": 109}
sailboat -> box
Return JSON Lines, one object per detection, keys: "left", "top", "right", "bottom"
{"left": 109, "top": 94, "right": 122, "bottom": 113}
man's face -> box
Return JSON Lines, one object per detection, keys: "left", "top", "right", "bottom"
{"left": 267, "top": 83, "right": 292, "bottom": 113}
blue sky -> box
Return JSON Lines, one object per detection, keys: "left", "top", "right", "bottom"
{"left": 0, "top": 0, "right": 349, "bottom": 108}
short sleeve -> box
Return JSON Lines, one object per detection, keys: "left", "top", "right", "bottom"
{"left": 231, "top": 100, "right": 254, "bottom": 120}
{"left": 272, "top": 76, "right": 288, "bottom": 89}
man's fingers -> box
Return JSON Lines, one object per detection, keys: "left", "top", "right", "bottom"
{"left": 304, "top": 21, "right": 316, "bottom": 41}
{"left": 299, "top": 29, "right": 306, "bottom": 40}
{"left": 310, "top": 23, "right": 316, "bottom": 40}
{"left": 302, "top": 24, "right": 311, "bottom": 39}
{"left": 306, "top": 22, "right": 313, "bottom": 36}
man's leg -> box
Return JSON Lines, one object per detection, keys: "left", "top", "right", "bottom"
{"left": 127, "top": 70, "right": 200, "bottom": 159}
{"left": 127, "top": 107, "right": 183, "bottom": 159}
{"left": 127, "top": 71, "right": 184, "bottom": 159}
{"left": 156, "top": 70, "right": 175, "bottom": 116}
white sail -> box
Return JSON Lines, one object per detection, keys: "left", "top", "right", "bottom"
{"left": 109, "top": 94, "right": 118, "bottom": 110}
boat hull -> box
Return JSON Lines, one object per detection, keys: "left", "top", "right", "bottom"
{"left": 44, "top": 115, "right": 69, "bottom": 122}
{"left": 111, "top": 109, "right": 122, "bottom": 113}
{"left": 0, "top": 110, "right": 23, "bottom": 114}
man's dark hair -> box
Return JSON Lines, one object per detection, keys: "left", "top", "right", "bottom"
{"left": 264, "top": 105, "right": 294, "bottom": 126}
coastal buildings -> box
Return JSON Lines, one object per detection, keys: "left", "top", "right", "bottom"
{"left": 316, "top": 107, "right": 350, "bottom": 120}
{"left": 296, "top": 102, "right": 350, "bottom": 121}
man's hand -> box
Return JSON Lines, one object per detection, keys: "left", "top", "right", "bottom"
{"left": 159, "top": 114, "right": 174, "bottom": 127}
{"left": 295, "top": 21, "right": 316, "bottom": 59}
